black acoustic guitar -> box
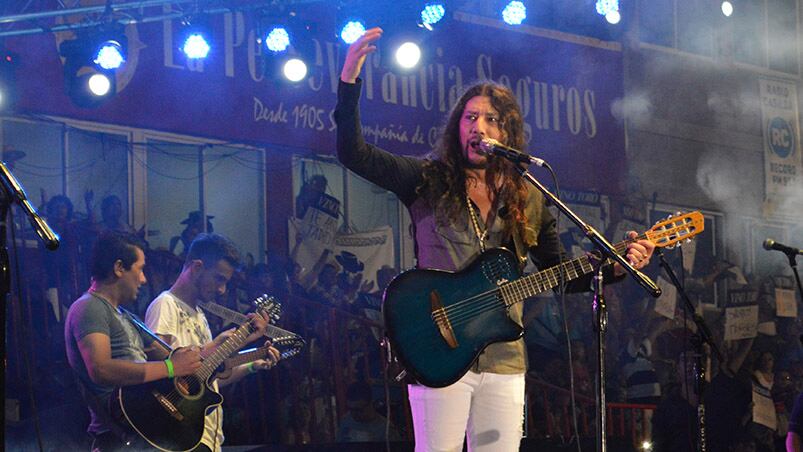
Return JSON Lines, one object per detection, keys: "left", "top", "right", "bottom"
{"left": 116, "top": 295, "right": 277, "bottom": 451}
{"left": 383, "top": 212, "right": 703, "bottom": 388}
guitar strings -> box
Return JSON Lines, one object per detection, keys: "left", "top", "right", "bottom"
{"left": 429, "top": 238, "right": 639, "bottom": 328}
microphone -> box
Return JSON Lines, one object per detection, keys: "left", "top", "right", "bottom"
{"left": 763, "top": 238, "right": 801, "bottom": 256}
{"left": 478, "top": 138, "right": 545, "bottom": 167}
{"left": 0, "top": 162, "right": 60, "bottom": 250}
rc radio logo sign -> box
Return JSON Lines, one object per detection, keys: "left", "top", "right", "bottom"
{"left": 767, "top": 117, "right": 796, "bottom": 159}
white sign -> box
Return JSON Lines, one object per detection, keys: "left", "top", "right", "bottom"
{"left": 724, "top": 305, "right": 758, "bottom": 341}
{"left": 759, "top": 79, "right": 803, "bottom": 214}
{"left": 752, "top": 384, "right": 778, "bottom": 430}
{"left": 776, "top": 288, "right": 797, "bottom": 318}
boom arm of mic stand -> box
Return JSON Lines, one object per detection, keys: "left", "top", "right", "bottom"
{"left": 0, "top": 162, "right": 60, "bottom": 250}
{"left": 516, "top": 167, "right": 661, "bottom": 298}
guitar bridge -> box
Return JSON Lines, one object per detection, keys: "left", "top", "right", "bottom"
{"left": 152, "top": 390, "right": 184, "bottom": 421}
{"left": 430, "top": 290, "right": 458, "bottom": 349}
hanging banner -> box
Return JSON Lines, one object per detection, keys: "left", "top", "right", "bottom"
{"left": 333, "top": 226, "right": 395, "bottom": 289}
{"left": 6, "top": 7, "right": 626, "bottom": 194}
{"left": 759, "top": 79, "right": 803, "bottom": 216}
{"left": 288, "top": 193, "right": 341, "bottom": 284}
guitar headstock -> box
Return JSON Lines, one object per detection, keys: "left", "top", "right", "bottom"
{"left": 646, "top": 211, "right": 704, "bottom": 249}
{"left": 253, "top": 294, "right": 282, "bottom": 323}
{"left": 272, "top": 335, "right": 306, "bottom": 360}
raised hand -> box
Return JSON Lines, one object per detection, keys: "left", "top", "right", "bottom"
{"left": 340, "top": 27, "right": 383, "bottom": 84}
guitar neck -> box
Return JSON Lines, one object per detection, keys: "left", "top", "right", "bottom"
{"left": 197, "top": 316, "right": 255, "bottom": 380}
{"left": 503, "top": 235, "right": 640, "bottom": 304}
{"left": 225, "top": 346, "right": 270, "bottom": 369}
{"left": 200, "top": 302, "right": 295, "bottom": 338}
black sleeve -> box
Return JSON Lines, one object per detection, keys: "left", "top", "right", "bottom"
{"left": 528, "top": 204, "right": 622, "bottom": 293}
{"left": 334, "top": 79, "right": 424, "bottom": 205}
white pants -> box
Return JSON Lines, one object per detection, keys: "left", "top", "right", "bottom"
{"left": 408, "top": 371, "right": 525, "bottom": 452}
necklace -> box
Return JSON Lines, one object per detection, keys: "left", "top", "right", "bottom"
{"left": 466, "top": 195, "right": 487, "bottom": 252}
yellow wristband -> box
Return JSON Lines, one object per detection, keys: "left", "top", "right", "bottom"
{"left": 164, "top": 358, "right": 175, "bottom": 379}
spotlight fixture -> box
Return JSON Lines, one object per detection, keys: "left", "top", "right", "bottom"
{"left": 595, "top": 0, "right": 621, "bottom": 24}
{"left": 94, "top": 39, "right": 125, "bottom": 70}
{"left": 265, "top": 26, "right": 291, "bottom": 53}
{"left": 395, "top": 42, "right": 422, "bottom": 69}
{"left": 339, "top": 20, "right": 366, "bottom": 44}
{"left": 282, "top": 58, "right": 307, "bottom": 82}
{"left": 262, "top": 17, "right": 317, "bottom": 83}
{"left": 180, "top": 17, "right": 212, "bottom": 60}
{"left": 502, "top": 1, "right": 527, "bottom": 25}
{"left": 420, "top": 3, "right": 446, "bottom": 30}
{"left": 59, "top": 28, "right": 126, "bottom": 108}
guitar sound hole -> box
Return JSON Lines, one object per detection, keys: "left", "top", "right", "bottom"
{"left": 175, "top": 376, "right": 203, "bottom": 398}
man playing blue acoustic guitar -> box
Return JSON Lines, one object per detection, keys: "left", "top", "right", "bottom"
{"left": 335, "top": 27, "right": 656, "bottom": 452}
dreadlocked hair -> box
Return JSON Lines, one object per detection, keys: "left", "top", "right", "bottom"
{"left": 417, "top": 81, "right": 535, "bottom": 247}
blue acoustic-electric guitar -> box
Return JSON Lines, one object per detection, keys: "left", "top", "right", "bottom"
{"left": 382, "top": 211, "right": 703, "bottom": 388}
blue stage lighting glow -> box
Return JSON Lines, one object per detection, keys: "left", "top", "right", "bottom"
{"left": 595, "top": 0, "right": 619, "bottom": 16}
{"left": 88, "top": 73, "right": 112, "bottom": 96}
{"left": 182, "top": 33, "right": 211, "bottom": 59}
{"left": 502, "top": 1, "right": 527, "bottom": 26}
{"left": 395, "top": 42, "right": 421, "bottom": 69}
{"left": 421, "top": 3, "right": 446, "bottom": 27}
{"left": 94, "top": 41, "right": 125, "bottom": 70}
{"left": 283, "top": 58, "right": 308, "bottom": 82}
{"left": 340, "top": 21, "right": 366, "bottom": 44}
{"left": 266, "top": 27, "right": 291, "bottom": 52}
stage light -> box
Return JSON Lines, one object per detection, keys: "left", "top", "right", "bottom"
{"left": 265, "top": 27, "right": 291, "bottom": 53}
{"left": 595, "top": 0, "right": 621, "bottom": 24}
{"left": 60, "top": 31, "right": 121, "bottom": 108}
{"left": 420, "top": 3, "right": 446, "bottom": 30}
{"left": 283, "top": 57, "right": 307, "bottom": 82}
{"left": 721, "top": 1, "right": 734, "bottom": 17}
{"left": 179, "top": 16, "right": 212, "bottom": 60}
{"left": 641, "top": 440, "right": 653, "bottom": 451}
{"left": 87, "top": 73, "right": 112, "bottom": 96}
{"left": 340, "top": 20, "right": 366, "bottom": 44}
{"left": 94, "top": 40, "right": 125, "bottom": 70}
{"left": 502, "top": 1, "right": 527, "bottom": 26}
{"left": 182, "top": 32, "right": 211, "bottom": 59}
{"left": 395, "top": 42, "right": 421, "bottom": 69}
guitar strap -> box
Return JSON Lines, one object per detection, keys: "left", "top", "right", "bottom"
{"left": 119, "top": 307, "right": 173, "bottom": 354}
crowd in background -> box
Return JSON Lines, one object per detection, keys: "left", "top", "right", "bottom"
{"left": 4, "top": 187, "right": 801, "bottom": 451}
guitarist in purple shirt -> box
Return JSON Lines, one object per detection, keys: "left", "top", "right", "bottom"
{"left": 335, "top": 27, "right": 656, "bottom": 452}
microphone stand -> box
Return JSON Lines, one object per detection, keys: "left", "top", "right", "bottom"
{"left": 0, "top": 162, "right": 59, "bottom": 452}
{"left": 655, "top": 248, "right": 722, "bottom": 452}
{"left": 778, "top": 249, "right": 802, "bottom": 302}
{"left": 511, "top": 165, "right": 661, "bottom": 452}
